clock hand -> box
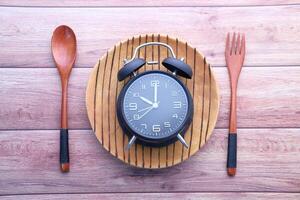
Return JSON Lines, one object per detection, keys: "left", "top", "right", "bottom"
{"left": 139, "top": 96, "right": 153, "bottom": 105}
{"left": 138, "top": 106, "right": 154, "bottom": 119}
{"left": 138, "top": 101, "right": 160, "bottom": 113}
{"left": 138, "top": 105, "right": 153, "bottom": 113}
{"left": 154, "top": 82, "right": 158, "bottom": 103}
{"left": 138, "top": 101, "right": 160, "bottom": 119}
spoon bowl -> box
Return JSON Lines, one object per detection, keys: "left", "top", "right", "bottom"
{"left": 51, "top": 25, "right": 76, "bottom": 77}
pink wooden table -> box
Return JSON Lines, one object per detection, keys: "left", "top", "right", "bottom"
{"left": 0, "top": 1, "right": 300, "bottom": 199}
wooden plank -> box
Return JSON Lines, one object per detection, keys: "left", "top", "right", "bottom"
{"left": 0, "top": 128, "right": 300, "bottom": 195}
{"left": 1, "top": 67, "right": 300, "bottom": 130}
{"left": 1, "top": 6, "right": 300, "bottom": 68}
{"left": 1, "top": 0, "right": 299, "bottom": 7}
{"left": 1, "top": 193, "right": 300, "bottom": 200}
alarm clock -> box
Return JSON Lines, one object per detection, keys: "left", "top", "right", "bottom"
{"left": 117, "top": 42, "right": 193, "bottom": 149}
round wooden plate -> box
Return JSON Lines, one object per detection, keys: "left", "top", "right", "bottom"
{"left": 86, "top": 34, "right": 220, "bottom": 169}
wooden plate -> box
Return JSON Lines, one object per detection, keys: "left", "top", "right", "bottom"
{"left": 86, "top": 34, "right": 220, "bottom": 169}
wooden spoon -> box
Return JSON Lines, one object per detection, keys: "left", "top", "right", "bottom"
{"left": 51, "top": 25, "right": 77, "bottom": 172}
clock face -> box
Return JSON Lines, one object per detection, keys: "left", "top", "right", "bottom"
{"left": 121, "top": 71, "right": 190, "bottom": 140}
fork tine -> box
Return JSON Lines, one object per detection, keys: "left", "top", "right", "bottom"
{"left": 236, "top": 33, "right": 240, "bottom": 55}
{"left": 240, "top": 34, "right": 246, "bottom": 55}
{"left": 230, "top": 32, "right": 236, "bottom": 55}
{"left": 225, "top": 33, "right": 230, "bottom": 56}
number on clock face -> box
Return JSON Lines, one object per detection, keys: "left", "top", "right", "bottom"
{"left": 129, "top": 103, "right": 137, "bottom": 110}
{"left": 123, "top": 72, "right": 189, "bottom": 139}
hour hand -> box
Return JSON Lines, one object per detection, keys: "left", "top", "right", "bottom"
{"left": 139, "top": 96, "right": 154, "bottom": 105}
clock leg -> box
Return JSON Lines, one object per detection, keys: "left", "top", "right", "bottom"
{"left": 177, "top": 134, "right": 189, "bottom": 148}
{"left": 126, "top": 135, "right": 137, "bottom": 150}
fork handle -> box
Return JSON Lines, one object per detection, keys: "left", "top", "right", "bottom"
{"left": 227, "top": 132, "right": 237, "bottom": 176}
{"left": 228, "top": 83, "right": 238, "bottom": 176}
{"left": 229, "top": 86, "right": 237, "bottom": 132}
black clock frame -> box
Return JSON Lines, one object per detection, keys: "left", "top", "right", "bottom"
{"left": 117, "top": 70, "right": 194, "bottom": 147}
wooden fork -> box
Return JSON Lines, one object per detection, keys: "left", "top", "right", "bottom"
{"left": 225, "top": 32, "right": 246, "bottom": 176}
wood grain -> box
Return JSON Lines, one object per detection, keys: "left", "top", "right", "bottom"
{"left": 0, "top": 128, "right": 300, "bottom": 195}
{"left": 1, "top": 1, "right": 300, "bottom": 199}
{"left": 1, "top": 193, "right": 300, "bottom": 200}
{"left": 1, "top": 6, "right": 300, "bottom": 68}
{"left": 1, "top": 0, "right": 299, "bottom": 7}
{"left": 85, "top": 34, "right": 220, "bottom": 168}
{"left": 1, "top": 67, "right": 300, "bottom": 130}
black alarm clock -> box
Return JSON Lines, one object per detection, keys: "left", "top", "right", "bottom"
{"left": 117, "top": 42, "right": 193, "bottom": 149}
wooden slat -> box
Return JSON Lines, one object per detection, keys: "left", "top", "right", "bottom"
{"left": 124, "top": 38, "right": 134, "bottom": 164}
{"left": 128, "top": 37, "right": 141, "bottom": 166}
{"left": 1, "top": 193, "right": 300, "bottom": 200}
{"left": 165, "top": 37, "right": 176, "bottom": 167}
{"left": 150, "top": 34, "right": 160, "bottom": 168}
{"left": 1, "top": 0, "right": 299, "bottom": 7}
{"left": 207, "top": 65, "right": 220, "bottom": 141}
{"left": 1, "top": 6, "right": 300, "bottom": 68}
{"left": 173, "top": 39, "right": 187, "bottom": 165}
{"left": 158, "top": 35, "right": 168, "bottom": 168}
{"left": 189, "top": 49, "right": 205, "bottom": 155}
{"left": 94, "top": 56, "right": 107, "bottom": 143}
{"left": 115, "top": 41, "right": 128, "bottom": 161}
{"left": 142, "top": 35, "right": 153, "bottom": 168}
{"left": 200, "top": 60, "right": 211, "bottom": 147}
{"left": 108, "top": 44, "right": 120, "bottom": 156}
{"left": 101, "top": 46, "right": 114, "bottom": 150}
{"left": 183, "top": 44, "right": 195, "bottom": 160}
{"left": 136, "top": 35, "right": 147, "bottom": 168}
{"left": 1, "top": 67, "right": 300, "bottom": 130}
{"left": 0, "top": 128, "right": 300, "bottom": 195}
{"left": 85, "top": 60, "right": 99, "bottom": 131}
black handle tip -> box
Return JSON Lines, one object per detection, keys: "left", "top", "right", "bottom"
{"left": 227, "top": 133, "right": 237, "bottom": 176}
{"left": 60, "top": 128, "right": 70, "bottom": 173}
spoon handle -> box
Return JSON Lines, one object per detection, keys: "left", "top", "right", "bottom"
{"left": 60, "top": 79, "right": 70, "bottom": 172}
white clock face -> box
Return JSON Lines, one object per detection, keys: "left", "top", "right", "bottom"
{"left": 122, "top": 72, "right": 189, "bottom": 139}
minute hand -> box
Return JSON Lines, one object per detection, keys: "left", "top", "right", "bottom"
{"left": 154, "top": 83, "right": 158, "bottom": 103}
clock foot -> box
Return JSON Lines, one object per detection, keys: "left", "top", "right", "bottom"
{"left": 126, "top": 135, "right": 137, "bottom": 150}
{"left": 177, "top": 134, "right": 189, "bottom": 148}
